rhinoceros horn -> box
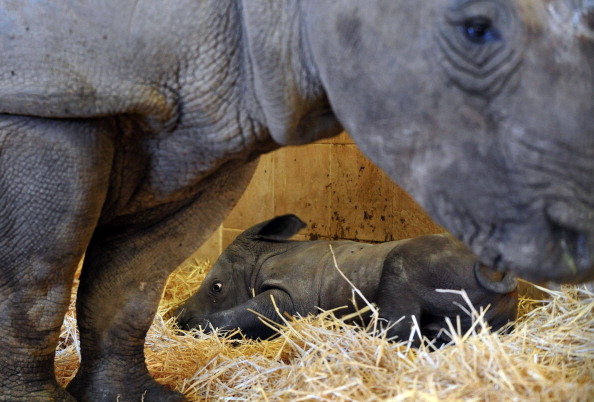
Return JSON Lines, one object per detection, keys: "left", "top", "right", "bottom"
{"left": 583, "top": 0, "right": 594, "bottom": 30}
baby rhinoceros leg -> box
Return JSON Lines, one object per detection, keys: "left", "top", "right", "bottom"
{"left": 373, "top": 248, "right": 425, "bottom": 345}
{"left": 375, "top": 287, "right": 424, "bottom": 346}
{"left": 183, "top": 289, "right": 296, "bottom": 340}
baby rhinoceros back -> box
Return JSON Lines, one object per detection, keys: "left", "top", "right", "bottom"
{"left": 176, "top": 215, "right": 518, "bottom": 345}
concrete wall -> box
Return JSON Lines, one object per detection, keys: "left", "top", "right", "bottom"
{"left": 193, "top": 131, "right": 443, "bottom": 260}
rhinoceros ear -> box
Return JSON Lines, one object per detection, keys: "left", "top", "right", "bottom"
{"left": 255, "top": 214, "right": 307, "bottom": 241}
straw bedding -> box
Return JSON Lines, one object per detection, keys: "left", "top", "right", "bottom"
{"left": 56, "top": 259, "right": 594, "bottom": 401}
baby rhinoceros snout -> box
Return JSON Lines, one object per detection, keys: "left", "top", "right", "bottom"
{"left": 174, "top": 306, "right": 201, "bottom": 331}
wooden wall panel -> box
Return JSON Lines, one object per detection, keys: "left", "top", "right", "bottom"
{"left": 329, "top": 143, "right": 398, "bottom": 242}
{"left": 192, "top": 132, "right": 443, "bottom": 260}
{"left": 272, "top": 144, "right": 333, "bottom": 234}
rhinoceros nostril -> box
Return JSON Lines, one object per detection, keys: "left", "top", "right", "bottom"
{"left": 551, "top": 222, "right": 591, "bottom": 276}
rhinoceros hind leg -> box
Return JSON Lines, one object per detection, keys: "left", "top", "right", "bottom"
{"left": 373, "top": 249, "right": 425, "bottom": 345}
{"left": 379, "top": 307, "right": 422, "bottom": 346}
{"left": 375, "top": 281, "right": 422, "bottom": 345}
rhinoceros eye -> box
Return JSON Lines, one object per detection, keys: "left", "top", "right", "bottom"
{"left": 212, "top": 281, "right": 223, "bottom": 293}
{"left": 462, "top": 17, "right": 500, "bottom": 44}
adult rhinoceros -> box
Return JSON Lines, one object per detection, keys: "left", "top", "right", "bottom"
{"left": 0, "top": 0, "right": 592, "bottom": 400}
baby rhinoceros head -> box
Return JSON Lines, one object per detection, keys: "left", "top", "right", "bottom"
{"left": 175, "top": 249, "right": 254, "bottom": 331}
{"left": 175, "top": 214, "right": 307, "bottom": 332}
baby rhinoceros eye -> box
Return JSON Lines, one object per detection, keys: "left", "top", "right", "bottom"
{"left": 462, "top": 16, "right": 500, "bottom": 44}
{"left": 212, "top": 281, "right": 224, "bottom": 293}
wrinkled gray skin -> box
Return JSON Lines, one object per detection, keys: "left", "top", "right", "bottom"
{"left": 177, "top": 215, "right": 519, "bottom": 345}
{"left": 0, "top": 0, "right": 592, "bottom": 400}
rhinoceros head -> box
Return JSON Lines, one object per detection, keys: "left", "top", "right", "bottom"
{"left": 299, "top": 0, "right": 594, "bottom": 283}
{"left": 176, "top": 215, "right": 306, "bottom": 330}
{"left": 175, "top": 247, "right": 253, "bottom": 331}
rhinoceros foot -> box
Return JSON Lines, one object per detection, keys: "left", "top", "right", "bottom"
{"left": 10, "top": 383, "right": 77, "bottom": 402}
{"left": 67, "top": 370, "right": 186, "bottom": 402}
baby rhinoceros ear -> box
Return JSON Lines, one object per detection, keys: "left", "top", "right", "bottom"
{"left": 256, "top": 214, "right": 307, "bottom": 241}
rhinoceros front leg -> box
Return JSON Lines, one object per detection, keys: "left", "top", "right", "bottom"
{"left": 0, "top": 116, "right": 112, "bottom": 401}
{"left": 67, "top": 227, "right": 188, "bottom": 402}
{"left": 67, "top": 161, "right": 258, "bottom": 402}
{"left": 185, "top": 289, "right": 296, "bottom": 339}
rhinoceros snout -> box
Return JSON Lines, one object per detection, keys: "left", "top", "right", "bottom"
{"left": 174, "top": 307, "right": 197, "bottom": 330}
{"left": 484, "top": 201, "right": 594, "bottom": 284}
{"left": 552, "top": 225, "right": 593, "bottom": 281}
{"left": 174, "top": 307, "right": 190, "bottom": 329}
{"left": 546, "top": 202, "right": 594, "bottom": 282}
{"left": 177, "top": 315, "right": 207, "bottom": 331}
{"left": 175, "top": 307, "right": 211, "bottom": 332}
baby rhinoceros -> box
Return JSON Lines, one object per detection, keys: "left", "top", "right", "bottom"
{"left": 176, "top": 214, "right": 518, "bottom": 344}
